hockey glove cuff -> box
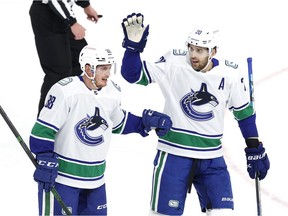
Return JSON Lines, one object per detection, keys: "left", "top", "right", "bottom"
{"left": 245, "top": 143, "right": 270, "bottom": 180}
{"left": 33, "top": 152, "right": 59, "bottom": 192}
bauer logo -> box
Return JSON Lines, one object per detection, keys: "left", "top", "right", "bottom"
{"left": 168, "top": 200, "right": 179, "bottom": 208}
{"left": 248, "top": 153, "right": 266, "bottom": 160}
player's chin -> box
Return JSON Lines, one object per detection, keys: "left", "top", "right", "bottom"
{"left": 100, "top": 80, "right": 108, "bottom": 87}
{"left": 191, "top": 63, "right": 201, "bottom": 71}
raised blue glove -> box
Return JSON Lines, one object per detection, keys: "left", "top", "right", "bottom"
{"left": 33, "top": 152, "right": 58, "bottom": 192}
{"left": 121, "top": 13, "right": 149, "bottom": 52}
{"left": 142, "top": 109, "right": 172, "bottom": 137}
{"left": 245, "top": 143, "right": 270, "bottom": 180}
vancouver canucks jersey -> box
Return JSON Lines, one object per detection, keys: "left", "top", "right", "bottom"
{"left": 136, "top": 49, "right": 254, "bottom": 159}
{"left": 30, "top": 76, "right": 126, "bottom": 189}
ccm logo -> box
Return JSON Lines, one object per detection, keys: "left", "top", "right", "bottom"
{"left": 38, "top": 160, "right": 58, "bottom": 168}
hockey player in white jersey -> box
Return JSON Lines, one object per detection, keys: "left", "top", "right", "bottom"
{"left": 29, "top": 45, "right": 172, "bottom": 216}
{"left": 120, "top": 13, "right": 270, "bottom": 216}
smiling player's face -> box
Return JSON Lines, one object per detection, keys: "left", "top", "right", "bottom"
{"left": 94, "top": 65, "right": 111, "bottom": 88}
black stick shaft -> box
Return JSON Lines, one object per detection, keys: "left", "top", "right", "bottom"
{"left": 255, "top": 174, "right": 262, "bottom": 216}
{"left": 247, "top": 58, "right": 262, "bottom": 216}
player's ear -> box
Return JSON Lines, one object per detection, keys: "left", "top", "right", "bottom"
{"left": 85, "top": 64, "right": 91, "bottom": 73}
{"left": 211, "top": 47, "right": 217, "bottom": 58}
{"left": 214, "top": 47, "right": 217, "bottom": 54}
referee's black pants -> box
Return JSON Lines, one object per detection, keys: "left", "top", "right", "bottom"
{"left": 29, "top": 1, "right": 87, "bottom": 115}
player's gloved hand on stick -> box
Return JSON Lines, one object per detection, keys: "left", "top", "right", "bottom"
{"left": 245, "top": 142, "right": 270, "bottom": 180}
{"left": 121, "top": 12, "right": 149, "bottom": 52}
{"left": 142, "top": 109, "right": 172, "bottom": 137}
{"left": 33, "top": 152, "right": 59, "bottom": 192}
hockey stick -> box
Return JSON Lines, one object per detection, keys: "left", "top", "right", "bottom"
{"left": 0, "top": 105, "right": 72, "bottom": 215}
{"left": 247, "top": 57, "right": 262, "bottom": 216}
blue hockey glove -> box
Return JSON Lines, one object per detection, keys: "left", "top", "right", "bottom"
{"left": 245, "top": 143, "right": 270, "bottom": 180}
{"left": 33, "top": 152, "right": 58, "bottom": 192}
{"left": 121, "top": 13, "right": 149, "bottom": 52}
{"left": 142, "top": 109, "right": 172, "bottom": 137}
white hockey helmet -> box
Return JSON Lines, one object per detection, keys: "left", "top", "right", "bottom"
{"left": 186, "top": 27, "right": 219, "bottom": 50}
{"left": 79, "top": 45, "right": 115, "bottom": 77}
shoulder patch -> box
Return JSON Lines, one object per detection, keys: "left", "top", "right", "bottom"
{"left": 225, "top": 60, "right": 238, "bottom": 69}
{"left": 173, "top": 49, "right": 187, "bottom": 56}
{"left": 58, "top": 77, "right": 73, "bottom": 86}
{"left": 111, "top": 80, "right": 121, "bottom": 92}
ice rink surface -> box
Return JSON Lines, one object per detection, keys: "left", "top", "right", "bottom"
{"left": 1, "top": 0, "right": 288, "bottom": 215}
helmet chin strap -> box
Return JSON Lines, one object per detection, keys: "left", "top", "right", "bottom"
{"left": 84, "top": 70, "right": 99, "bottom": 89}
{"left": 200, "top": 50, "right": 213, "bottom": 73}
{"left": 91, "top": 79, "right": 98, "bottom": 89}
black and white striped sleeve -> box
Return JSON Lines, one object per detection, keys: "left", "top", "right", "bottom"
{"left": 46, "top": 0, "right": 89, "bottom": 26}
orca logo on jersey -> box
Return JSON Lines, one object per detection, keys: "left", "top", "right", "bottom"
{"left": 75, "top": 107, "right": 109, "bottom": 146}
{"left": 180, "top": 83, "right": 219, "bottom": 121}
